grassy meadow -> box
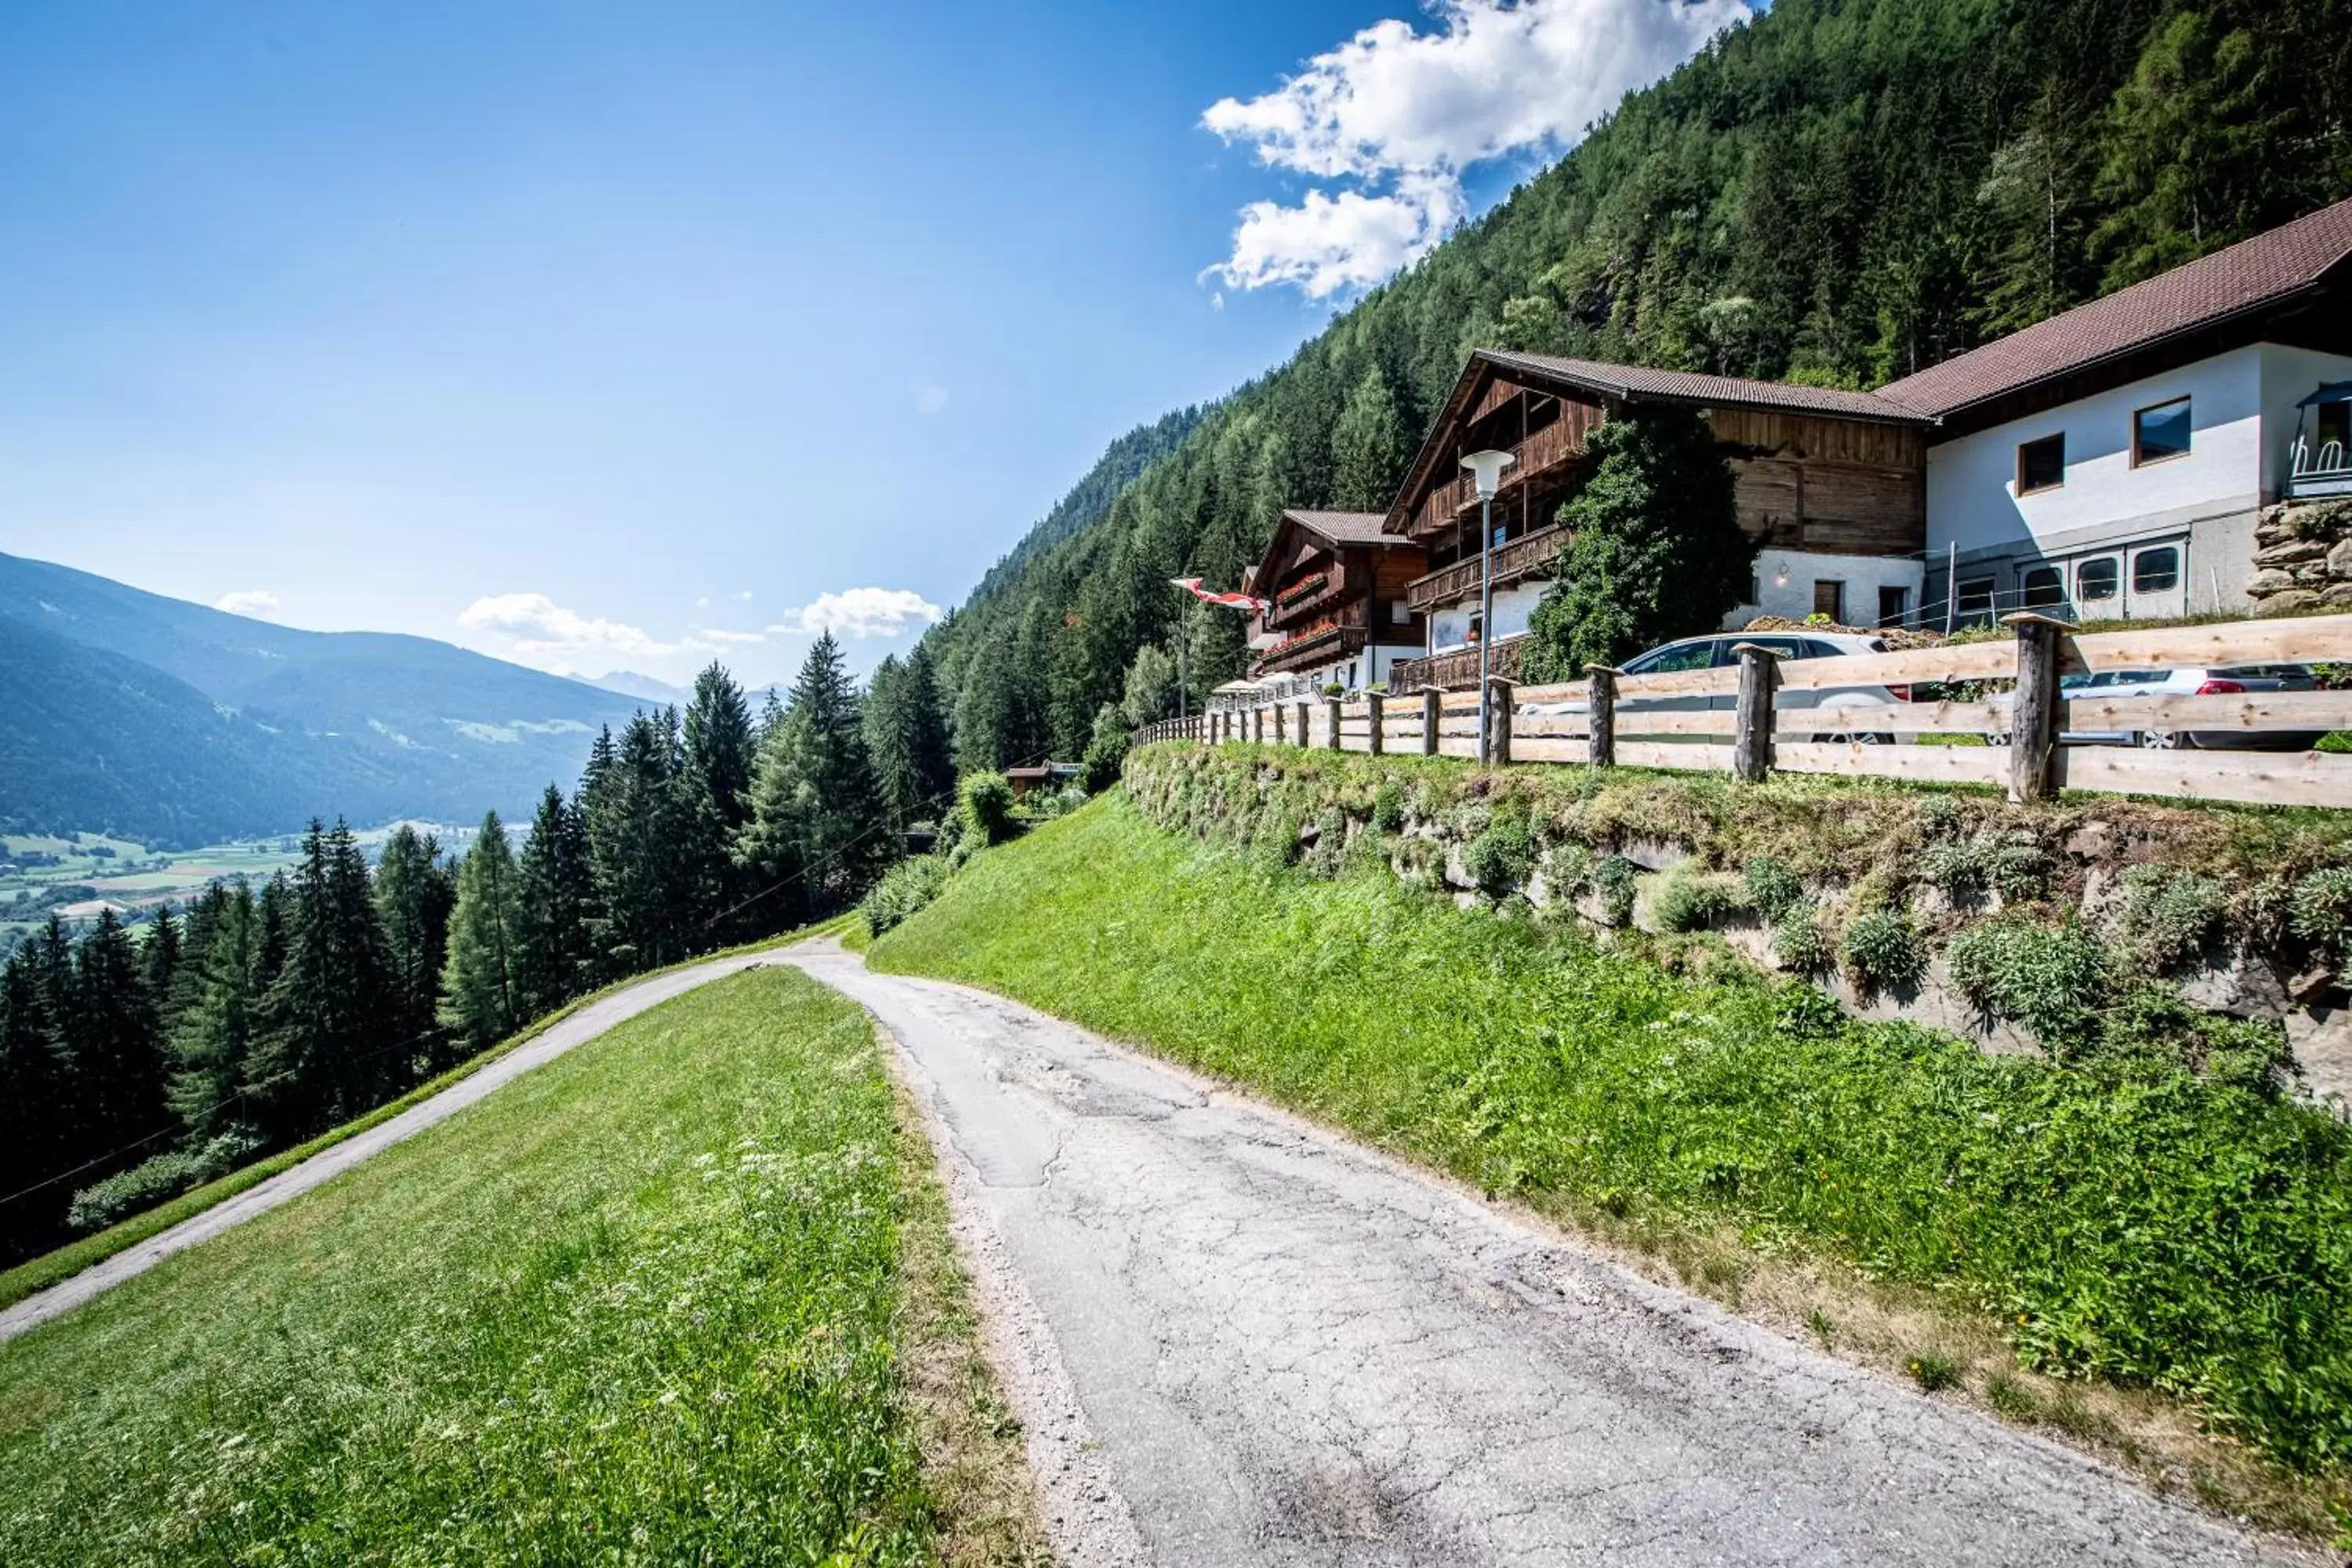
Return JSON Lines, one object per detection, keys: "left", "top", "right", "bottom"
{"left": 871, "top": 794, "right": 2352, "bottom": 1515}
{"left": 0, "top": 964, "right": 1040, "bottom": 1566}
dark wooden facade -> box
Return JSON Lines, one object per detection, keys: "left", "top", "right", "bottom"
{"left": 1249, "top": 510, "right": 1429, "bottom": 678}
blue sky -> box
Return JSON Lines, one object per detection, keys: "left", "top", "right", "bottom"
{"left": 0, "top": 1, "right": 1744, "bottom": 686}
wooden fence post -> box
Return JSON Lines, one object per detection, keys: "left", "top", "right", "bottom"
{"left": 2003, "top": 612, "right": 2071, "bottom": 804}
{"left": 1272, "top": 702, "right": 1285, "bottom": 745}
{"left": 1731, "top": 643, "right": 1782, "bottom": 782}
{"left": 1421, "top": 688, "right": 1441, "bottom": 756}
{"left": 1296, "top": 700, "right": 1312, "bottom": 750}
{"left": 1485, "top": 677, "right": 1514, "bottom": 767}
{"left": 1326, "top": 695, "right": 1343, "bottom": 751}
{"left": 1367, "top": 691, "right": 1385, "bottom": 756}
{"left": 1586, "top": 665, "right": 1617, "bottom": 768}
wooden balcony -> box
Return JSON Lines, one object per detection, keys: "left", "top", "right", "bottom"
{"left": 1265, "top": 565, "right": 1349, "bottom": 630}
{"left": 1406, "top": 405, "right": 1596, "bottom": 537}
{"left": 1255, "top": 621, "right": 1369, "bottom": 676}
{"left": 1392, "top": 634, "right": 1528, "bottom": 692}
{"left": 1403, "top": 522, "right": 1570, "bottom": 612}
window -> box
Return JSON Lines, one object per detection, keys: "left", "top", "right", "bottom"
{"left": 1748, "top": 573, "right": 1762, "bottom": 604}
{"left": 1621, "top": 640, "right": 1722, "bottom": 675}
{"left": 1812, "top": 579, "right": 1846, "bottom": 623}
{"left": 2017, "top": 433, "right": 2066, "bottom": 494}
{"left": 2132, "top": 545, "right": 2180, "bottom": 593}
{"left": 2022, "top": 565, "right": 2066, "bottom": 608}
{"left": 1390, "top": 599, "right": 1412, "bottom": 626}
{"left": 1878, "top": 585, "right": 1910, "bottom": 626}
{"left": 2132, "top": 397, "right": 2191, "bottom": 466}
{"left": 1957, "top": 577, "right": 1996, "bottom": 620}
{"left": 2075, "top": 557, "right": 2120, "bottom": 602}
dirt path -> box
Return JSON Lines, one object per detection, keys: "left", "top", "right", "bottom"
{"left": 786, "top": 941, "right": 2322, "bottom": 1568}
{"left": 0, "top": 950, "right": 782, "bottom": 1345}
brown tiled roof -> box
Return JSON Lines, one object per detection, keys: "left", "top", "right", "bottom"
{"left": 1476, "top": 350, "right": 1931, "bottom": 426}
{"left": 1876, "top": 197, "right": 2352, "bottom": 418}
{"left": 1280, "top": 508, "right": 1408, "bottom": 546}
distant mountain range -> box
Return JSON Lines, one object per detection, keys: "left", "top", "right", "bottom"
{"left": 0, "top": 552, "right": 662, "bottom": 848}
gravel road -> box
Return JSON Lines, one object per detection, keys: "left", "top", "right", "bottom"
{"left": 0, "top": 949, "right": 782, "bottom": 1345}
{"left": 786, "top": 941, "right": 2321, "bottom": 1568}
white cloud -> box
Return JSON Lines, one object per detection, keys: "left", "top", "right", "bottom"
{"left": 216, "top": 589, "right": 280, "bottom": 619}
{"left": 769, "top": 587, "right": 942, "bottom": 641}
{"left": 1203, "top": 0, "right": 1747, "bottom": 296}
{"left": 693, "top": 628, "right": 768, "bottom": 646}
{"left": 457, "top": 592, "right": 671, "bottom": 661}
{"left": 913, "top": 380, "right": 951, "bottom": 416}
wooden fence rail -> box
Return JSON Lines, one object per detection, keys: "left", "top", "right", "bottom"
{"left": 1145, "top": 612, "right": 2352, "bottom": 811}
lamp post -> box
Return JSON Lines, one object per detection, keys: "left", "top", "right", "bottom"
{"left": 1461, "top": 448, "right": 1516, "bottom": 764}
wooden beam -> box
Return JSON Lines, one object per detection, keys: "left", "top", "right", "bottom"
{"left": 1731, "top": 643, "right": 1782, "bottom": 783}
{"left": 2057, "top": 746, "right": 2352, "bottom": 809}
{"left": 1775, "top": 742, "right": 2010, "bottom": 787}
{"left": 2005, "top": 613, "right": 2067, "bottom": 804}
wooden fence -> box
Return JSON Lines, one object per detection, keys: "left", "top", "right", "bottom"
{"left": 1144, "top": 612, "right": 2352, "bottom": 810}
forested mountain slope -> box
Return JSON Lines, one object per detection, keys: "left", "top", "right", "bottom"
{"left": 926, "top": 0, "right": 2352, "bottom": 769}
{"left": 0, "top": 553, "right": 646, "bottom": 844}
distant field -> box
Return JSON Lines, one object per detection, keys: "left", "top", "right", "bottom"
{"left": 0, "top": 965, "right": 996, "bottom": 1566}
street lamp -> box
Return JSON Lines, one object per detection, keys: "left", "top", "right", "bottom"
{"left": 1461, "top": 448, "right": 1516, "bottom": 764}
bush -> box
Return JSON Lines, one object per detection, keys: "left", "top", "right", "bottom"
{"left": 1592, "top": 855, "right": 1638, "bottom": 927}
{"left": 1918, "top": 829, "right": 2045, "bottom": 906}
{"left": 1946, "top": 918, "right": 2111, "bottom": 1053}
{"left": 1743, "top": 855, "right": 1806, "bottom": 921}
{"left": 1370, "top": 780, "right": 1406, "bottom": 834}
{"left": 860, "top": 854, "right": 953, "bottom": 938}
{"left": 1653, "top": 872, "right": 1744, "bottom": 934}
{"left": 1771, "top": 910, "right": 1831, "bottom": 974}
{"left": 2291, "top": 865, "right": 2352, "bottom": 953}
{"left": 1304, "top": 807, "right": 1349, "bottom": 880}
{"left": 1463, "top": 813, "right": 1536, "bottom": 896}
{"left": 1838, "top": 911, "right": 1925, "bottom": 997}
{"left": 2104, "top": 864, "right": 2226, "bottom": 974}
{"left": 68, "top": 1130, "right": 263, "bottom": 1233}
{"left": 957, "top": 772, "right": 1018, "bottom": 848}
{"left": 1080, "top": 732, "right": 1129, "bottom": 794}
{"left": 1541, "top": 842, "right": 1592, "bottom": 898}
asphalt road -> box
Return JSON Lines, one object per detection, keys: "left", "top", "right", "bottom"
{"left": 786, "top": 941, "right": 2320, "bottom": 1568}
{"left": 0, "top": 949, "right": 782, "bottom": 1345}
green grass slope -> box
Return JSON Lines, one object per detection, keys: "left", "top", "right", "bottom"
{"left": 871, "top": 795, "right": 2352, "bottom": 1481}
{"left": 0, "top": 966, "right": 951, "bottom": 1566}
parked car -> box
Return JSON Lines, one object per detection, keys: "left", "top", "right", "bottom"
{"left": 1523, "top": 630, "right": 1911, "bottom": 742}
{"left": 1989, "top": 665, "right": 2325, "bottom": 750}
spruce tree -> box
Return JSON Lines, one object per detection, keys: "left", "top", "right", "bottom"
{"left": 587, "top": 711, "right": 695, "bottom": 973}
{"left": 513, "top": 784, "right": 593, "bottom": 1019}
{"left": 864, "top": 647, "right": 956, "bottom": 829}
{"left": 439, "top": 811, "right": 521, "bottom": 1052}
{"left": 683, "top": 664, "right": 757, "bottom": 938}
{"left": 168, "top": 882, "right": 259, "bottom": 1140}
{"left": 375, "top": 825, "right": 456, "bottom": 1069}
{"left": 142, "top": 902, "right": 183, "bottom": 1019}
{"left": 1330, "top": 367, "right": 1409, "bottom": 511}
{"left": 69, "top": 910, "right": 165, "bottom": 1153}
{"left": 246, "top": 821, "right": 396, "bottom": 1137}
{"left": 737, "top": 633, "right": 891, "bottom": 924}
{"left": 0, "top": 948, "right": 67, "bottom": 1246}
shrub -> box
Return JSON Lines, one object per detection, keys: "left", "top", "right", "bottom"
{"left": 1541, "top": 842, "right": 1592, "bottom": 898}
{"left": 1322, "top": 681, "right": 1346, "bottom": 698}
{"left": 1919, "top": 829, "right": 2045, "bottom": 905}
{"left": 68, "top": 1130, "right": 263, "bottom": 1233}
{"left": 860, "top": 854, "right": 953, "bottom": 938}
{"left": 1946, "top": 918, "right": 2110, "bottom": 1053}
{"left": 1305, "top": 807, "right": 1349, "bottom": 880}
{"left": 957, "top": 771, "right": 1018, "bottom": 848}
{"left": 1742, "top": 855, "right": 1806, "bottom": 920}
{"left": 1906, "top": 1351, "right": 1962, "bottom": 1392}
{"left": 2104, "top": 864, "right": 2226, "bottom": 974}
{"left": 1653, "top": 873, "right": 1745, "bottom": 934}
{"left": 1592, "top": 855, "right": 1638, "bottom": 927}
{"left": 1371, "top": 780, "right": 1406, "bottom": 834}
{"left": 2291, "top": 865, "right": 2352, "bottom": 953}
{"left": 1773, "top": 983, "right": 1843, "bottom": 1038}
{"left": 1770, "top": 910, "right": 1831, "bottom": 974}
{"left": 1080, "top": 731, "right": 1128, "bottom": 794}
{"left": 1463, "top": 814, "right": 1536, "bottom": 896}
{"left": 1838, "top": 911, "right": 1925, "bottom": 997}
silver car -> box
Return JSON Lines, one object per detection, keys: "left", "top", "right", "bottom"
{"left": 2059, "top": 664, "right": 2324, "bottom": 750}
{"left": 1525, "top": 630, "right": 1913, "bottom": 742}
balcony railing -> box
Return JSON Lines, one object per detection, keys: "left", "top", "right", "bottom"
{"left": 1392, "top": 634, "right": 1528, "bottom": 692}
{"left": 1254, "top": 621, "right": 1368, "bottom": 675}
{"left": 1403, "top": 522, "right": 1570, "bottom": 612}
{"left": 1407, "top": 407, "right": 1594, "bottom": 535}
{"left": 1266, "top": 565, "right": 1348, "bottom": 629}
{"left": 2288, "top": 433, "right": 2352, "bottom": 499}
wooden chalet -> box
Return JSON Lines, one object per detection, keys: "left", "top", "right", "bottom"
{"left": 1385, "top": 350, "right": 1934, "bottom": 690}
{"left": 1247, "top": 508, "right": 1431, "bottom": 695}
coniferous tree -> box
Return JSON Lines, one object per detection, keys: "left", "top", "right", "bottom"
{"left": 0, "top": 947, "right": 67, "bottom": 1232}
{"left": 439, "top": 811, "right": 521, "bottom": 1052}
{"left": 253, "top": 872, "right": 293, "bottom": 994}
{"left": 738, "top": 633, "right": 891, "bottom": 924}
{"left": 168, "top": 882, "right": 259, "bottom": 1140}
{"left": 246, "top": 821, "right": 395, "bottom": 1137}
{"left": 588, "top": 711, "right": 696, "bottom": 972}
{"left": 142, "top": 902, "right": 183, "bottom": 1016}
{"left": 68, "top": 910, "right": 165, "bottom": 1154}
{"left": 513, "top": 783, "right": 593, "bottom": 1019}
{"left": 683, "top": 664, "right": 757, "bottom": 937}
{"left": 375, "top": 825, "right": 456, "bottom": 1069}
{"left": 1330, "top": 368, "right": 1410, "bottom": 511}
{"left": 865, "top": 647, "right": 955, "bottom": 829}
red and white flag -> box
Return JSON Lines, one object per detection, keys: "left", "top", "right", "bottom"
{"left": 1171, "top": 576, "right": 1269, "bottom": 612}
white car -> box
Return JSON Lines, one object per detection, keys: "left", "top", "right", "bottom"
{"left": 1523, "top": 630, "right": 1913, "bottom": 742}
{"left": 1997, "top": 665, "right": 2325, "bottom": 750}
